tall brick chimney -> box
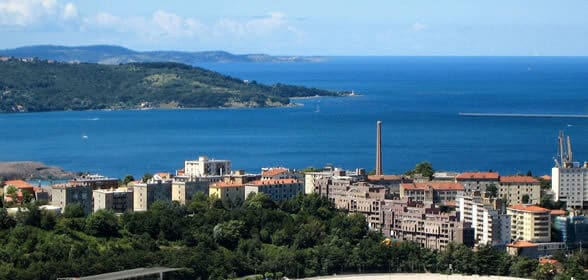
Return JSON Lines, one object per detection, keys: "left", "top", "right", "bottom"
{"left": 376, "top": 120, "right": 383, "bottom": 176}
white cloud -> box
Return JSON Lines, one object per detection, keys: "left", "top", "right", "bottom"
{"left": 412, "top": 21, "right": 428, "bottom": 32}
{"left": 81, "top": 10, "right": 297, "bottom": 43}
{"left": 62, "top": 2, "right": 77, "bottom": 20}
{"left": 0, "top": 0, "right": 77, "bottom": 26}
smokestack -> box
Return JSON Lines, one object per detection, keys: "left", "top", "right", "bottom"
{"left": 376, "top": 120, "right": 383, "bottom": 176}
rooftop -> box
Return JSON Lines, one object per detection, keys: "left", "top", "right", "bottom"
{"left": 508, "top": 204, "right": 549, "bottom": 213}
{"left": 212, "top": 181, "right": 245, "bottom": 188}
{"left": 507, "top": 240, "right": 538, "bottom": 248}
{"left": 550, "top": 209, "right": 566, "bottom": 216}
{"left": 247, "top": 178, "right": 299, "bottom": 186}
{"left": 261, "top": 168, "right": 290, "bottom": 178}
{"left": 58, "top": 267, "right": 181, "bottom": 280}
{"left": 3, "top": 180, "right": 34, "bottom": 189}
{"left": 500, "top": 175, "right": 539, "bottom": 184}
{"left": 368, "top": 175, "right": 403, "bottom": 181}
{"left": 401, "top": 182, "right": 464, "bottom": 191}
{"left": 456, "top": 172, "right": 500, "bottom": 180}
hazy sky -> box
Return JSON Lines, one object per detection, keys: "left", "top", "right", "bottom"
{"left": 1, "top": 0, "right": 587, "bottom": 55}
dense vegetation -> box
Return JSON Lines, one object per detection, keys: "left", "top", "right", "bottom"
{"left": 0, "top": 45, "right": 323, "bottom": 64}
{"left": 0, "top": 59, "right": 344, "bottom": 112}
{"left": 0, "top": 193, "right": 586, "bottom": 280}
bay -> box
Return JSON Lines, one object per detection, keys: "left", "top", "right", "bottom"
{"left": 2, "top": 56, "right": 588, "bottom": 178}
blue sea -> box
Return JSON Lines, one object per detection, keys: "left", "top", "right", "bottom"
{"left": 2, "top": 56, "right": 588, "bottom": 178}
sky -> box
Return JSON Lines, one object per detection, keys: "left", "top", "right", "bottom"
{"left": 0, "top": 0, "right": 587, "bottom": 56}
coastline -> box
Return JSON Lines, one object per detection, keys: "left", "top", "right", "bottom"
{"left": 0, "top": 94, "right": 354, "bottom": 114}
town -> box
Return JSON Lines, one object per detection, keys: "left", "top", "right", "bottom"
{"left": 1, "top": 123, "right": 587, "bottom": 279}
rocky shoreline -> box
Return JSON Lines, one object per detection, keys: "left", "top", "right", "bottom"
{"left": 0, "top": 161, "right": 74, "bottom": 180}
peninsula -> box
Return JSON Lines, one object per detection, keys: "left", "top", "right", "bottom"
{"left": 0, "top": 58, "right": 347, "bottom": 113}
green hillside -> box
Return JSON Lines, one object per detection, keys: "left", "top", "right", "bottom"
{"left": 0, "top": 58, "right": 343, "bottom": 113}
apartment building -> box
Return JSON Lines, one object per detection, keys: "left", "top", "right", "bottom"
{"left": 499, "top": 175, "right": 541, "bottom": 205}
{"left": 382, "top": 199, "right": 474, "bottom": 250}
{"left": 455, "top": 172, "right": 500, "bottom": 194}
{"left": 209, "top": 181, "right": 245, "bottom": 205}
{"left": 399, "top": 181, "right": 464, "bottom": 205}
{"left": 244, "top": 178, "right": 303, "bottom": 202}
{"left": 507, "top": 205, "right": 551, "bottom": 242}
{"left": 184, "top": 156, "right": 231, "bottom": 178}
{"left": 133, "top": 180, "right": 172, "bottom": 211}
{"left": 457, "top": 195, "right": 511, "bottom": 246}
{"left": 93, "top": 188, "right": 133, "bottom": 213}
{"left": 552, "top": 164, "right": 588, "bottom": 209}
{"left": 50, "top": 183, "right": 93, "bottom": 214}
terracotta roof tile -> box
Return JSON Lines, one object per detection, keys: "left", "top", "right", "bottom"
{"left": 401, "top": 182, "right": 464, "bottom": 191}
{"left": 550, "top": 209, "right": 566, "bottom": 216}
{"left": 261, "top": 168, "right": 290, "bottom": 178}
{"left": 500, "top": 176, "right": 539, "bottom": 184}
{"left": 507, "top": 240, "right": 538, "bottom": 248}
{"left": 3, "top": 180, "right": 34, "bottom": 189}
{"left": 456, "top": 172, "right": 500, "bottom": 180}
{"left": 508, "top": 204, "right": 549, "bottom": 213}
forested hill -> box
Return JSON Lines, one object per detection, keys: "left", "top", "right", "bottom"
{"left": 0, "top": 45, "right": 325, "bottom": 64}
{"left": 0, "top": 58, "right": 344, "bottom": 113}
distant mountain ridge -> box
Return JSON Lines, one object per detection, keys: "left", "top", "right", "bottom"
{"left": 0, "top": 45, "right": 326, "bottom": 64}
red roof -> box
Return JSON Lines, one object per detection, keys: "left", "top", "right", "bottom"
{"left": 247, "top": 178, "right": 299, "bottom": 186}
{"left": 508, "top": 204, "right": 549, "bottom": 213}
{"left": 401, "top": 182, "right": 464, "bottom": 191}
{"left": 550, "top": 209, "right": 566, "bottom": 216}
{"left": 539, "top": 258, "right": 560, "bottom": 266}
{"left": 507, "top": 240, "right": 538, "bottom": 248}
{"left": 500, "top": 176, "right": 539, "bottom": 184}
{"left": 3, "top": 180, "right": 34, "bottom": 189}
{"left": 261, "top": 168, "right": 289, "bottom": 178}
{"left": 456, "top": 172, "right": 499, "bottom": 180}
{"left": 540, "top": 175, "right": 551, "bottom": 181}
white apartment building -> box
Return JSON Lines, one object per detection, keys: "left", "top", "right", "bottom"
{"left": 457, "top": 195, "right": 511, "bottom": 246}
{"left": 552, "top": 165, "right": 588, "bottom": 209}
{"left": 184, "top": 156, "right": 231, "bottom": 178}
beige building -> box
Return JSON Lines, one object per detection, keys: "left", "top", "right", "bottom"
{"left": 244, "top": 178, "right": 303, "bottom": 202}
{"left": 209, "top": 181, "right": 245, "bottom": 205}
{"left": 93, "top": 188, "right": 133, "bottom": 213}
{"left": 457, "top": 195, "right": 511, "bottom": 246}
{"left": 499, "top": 176, "right": 541, "bottom": 205}
{"left": 399, "top": 181, "right": 464, "bottom": 204}
{"left": 507, "top": 204, "right": 551, "bottom": 242}
{"left": 382, "top": 199, "right": 474, "bottom": 250}
{"left": 133, "top": 180, "right": 172, "bottom": 211}
{"left": 455, "top": 172, "right": 500, "bottom": 194}
{"left": 332, "top": 182, "right": 387, "bottom": 230}
{"left": 50, "top": 184, "right": 93, "bottom": 214}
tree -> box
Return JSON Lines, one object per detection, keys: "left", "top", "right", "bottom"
{"left": 405, "top": 162, "right": 434, "bottom": 180}
{"left": 122, "top": 175, "right": 135, "bottom": 185}
{"left": 85, "top": 210, "right": 120, "bottom": 237}
{"left": 522, "top": 194, "right": 530, "bottom": 204}
{"left": 213, "top": 220, "right": 245, "bottom": 249}
{"left": 63, "top": 203, "right": 85, "bottom": 218}
{"left": 486, "top": 184, "right": 498, "bottom": 198}
{"left": 142, "top": 173, "right": 153, "bottom": 183}
{"left": 0, "top": 208, "right": 16, "bottom": 229}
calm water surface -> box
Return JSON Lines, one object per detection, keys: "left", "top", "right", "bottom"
{"left": 2, "top": 57, "right": 588, "bottom": 178}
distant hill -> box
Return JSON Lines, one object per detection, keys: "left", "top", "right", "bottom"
{"left": 0, "top": 45, "right": 326, "bottom": 64}
{"left": 0, "top": 58, "right": 346, "bottom": 113}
